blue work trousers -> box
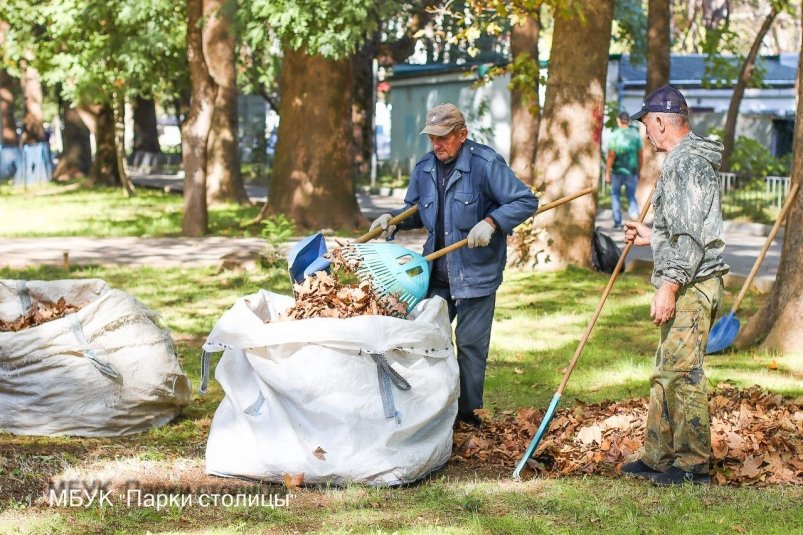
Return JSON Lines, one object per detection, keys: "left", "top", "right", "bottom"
{"left": 428, "top": 285, "right": 496, "bottom": 418}
{"left": 611, "top": 173, "right": 639, "bottom": 226}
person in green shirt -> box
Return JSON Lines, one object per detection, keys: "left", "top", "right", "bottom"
{"left": 605, "top": 111, "right": 643, "bottom": 229}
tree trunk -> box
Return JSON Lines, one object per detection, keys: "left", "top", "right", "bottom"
{"left": 509, "top": 12, "right": 541, "bottom": 185}
{"left": 112, "top": 93, "right": 135, "bottom": 196}
{"left": 637, "top": 0, "right": 672, "bottom": 217}
{"left": 204, "top": 0, "right": 248, "bottom": 206}
{"left": 721, "top": 7, "right": 778, "bottom": 171}
{"left": 181, "top": 0, "right": 218, "bottom": 236}
{"left": 0, "top": 69, "right": 19, "bottom": 145}
{"left": 735, "top": 35, "right": 803, "bottom": 354}
{"left": 87, "top": 104, "right": 120, "bottom": 187}
{"left": 20, "top": 64, "right": 45, "bottom": 144}
{"left": 351, "top": 35, "right": 380, "bottom": 180}
{"left": 132, "top": 96, "right": 161, "bottom": 153}
{"left": 53, "top": 105, "right": 91, "bottom": 180}
{"left": 261, "top": 46, "right": 364, "bottom": 230}
{"left": 524, "top": 0, "right": 614, "bottom": 270}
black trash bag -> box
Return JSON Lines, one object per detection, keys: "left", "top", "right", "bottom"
{"left": 591, "top": 228, "right": 622, "bottom": 274}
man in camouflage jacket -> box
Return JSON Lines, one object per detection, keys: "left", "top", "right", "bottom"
{"left": 622, "top": 86, "right": 730, "bottom": 486}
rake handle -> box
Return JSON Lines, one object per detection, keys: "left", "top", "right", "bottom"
{"left": 356, "top": 205, "right": 419, "bottom": 243}
{"left": 730, "top": 181, "right": 799, "bottom": 313}
{"left": 555, "top": 183, "right": 656, "bottom": 396}
{"left": 424, "top": 187, "right": 596, "bottom": 262}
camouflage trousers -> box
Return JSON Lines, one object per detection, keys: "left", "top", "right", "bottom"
{"left": 641, "top": 277, "right": 723, "bottom": 474}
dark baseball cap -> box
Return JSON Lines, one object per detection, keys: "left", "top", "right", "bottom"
{"left": 630, "top": 85, "right": 689, "bottom": 122}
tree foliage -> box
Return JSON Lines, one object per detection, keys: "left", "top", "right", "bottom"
{"left": 247, "top": 0, "right": 395, "bottom": 58}
{"left": 0, "top": 0, "right": 186, "bottom": 107}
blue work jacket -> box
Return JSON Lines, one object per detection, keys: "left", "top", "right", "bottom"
{"left": 392, "top": 139, "right": 538, "bottom": 299}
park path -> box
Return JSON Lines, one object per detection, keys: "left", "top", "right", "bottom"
{"left": 0, "top": 174, "right": 783, "bottom": 291}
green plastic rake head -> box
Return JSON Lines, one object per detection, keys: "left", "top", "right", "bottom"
{"left": 342, "top": 242, "right": 432, "bottom": 314}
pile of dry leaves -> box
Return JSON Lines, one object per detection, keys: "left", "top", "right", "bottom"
{"left": 453, "top": 385, "right": 803, "bottom": 486}
{"left": 0, "top": 298, "right": 80, "bottom": 332}
{"left": 286, "top": 248, "right": 407, "bottom": 320}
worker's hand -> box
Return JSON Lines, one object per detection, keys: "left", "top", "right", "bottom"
{"left": 623, "top": 221, "right": 651, "bottom": 246}
{"left": 650, "top": 282, "right": 680, "bottom": 326}
{"left": 467, "top": 219, "right": 495, "bottom": 248}
{"left": 605, "top": 172, "right": 612, "bottom": 185}
{"left": 369, "top": 213, "right": 396, "bottom": 238}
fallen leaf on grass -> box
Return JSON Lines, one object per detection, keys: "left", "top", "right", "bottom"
{"left": 451, "top": 385, "right": 803, "bottom": 487}
{"left": 283, "top": 472, "right": 305, "bottom": 490}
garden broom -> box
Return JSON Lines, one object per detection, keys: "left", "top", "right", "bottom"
{"left": 342, "top": 187, "right": 595, "bottom": 315}
{"left": 512, "top": 183, "right": 656, "bottom": 480}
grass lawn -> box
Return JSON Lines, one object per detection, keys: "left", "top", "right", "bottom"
{"left": 0, "top": 182, "right": 261, "bottom": 238}
{"left": 1, "top": 184, "right": 801, "bottom": 534}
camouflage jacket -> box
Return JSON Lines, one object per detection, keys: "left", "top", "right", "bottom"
{"left": 651, "top": 132, "right": 730, "bottom": 288}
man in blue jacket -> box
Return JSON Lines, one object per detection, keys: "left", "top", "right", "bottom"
{"left": 370, "top": 103, "right": 538, "bottom": 428}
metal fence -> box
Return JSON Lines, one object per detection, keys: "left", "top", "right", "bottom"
{"left": 718, "top": 173, "right": 791, "bottom": 223}
{"left": 599, "top": 172, "right": 791, "bottom": 222}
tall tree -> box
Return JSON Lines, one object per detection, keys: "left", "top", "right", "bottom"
{"left": 508, "top": 12, "right": 541, "bottom": 185}
{"left": 132, "top": 96, "right": 161, "bottom": 154}
{"left": 87, "top": 104, "right": 121, "bottom": 187}
{"left": 720, "top": 3, "right": 784, "bottom": 170}
{"left": 349, "top": 2, "right": 438, "bottom": 180}
{"left": 266, "top": 47, "right": 362, "bottom": 228}
{"left": 636, "top": 0, "right": 671, "bottom": 212}
{"left": 524, "top": 0, "right": 615, "bottom": 269}
{"left": 53, "top": 103, "right": 91, "bottom": 179}
{"left": 19, "top": 63, "right": 45, "bottom": 144}
{"left": 182, "top": 0, "right": 217, "bottom": 236}
{"left": 0, "top": 0, "right": 186, "bottom": 193}
{"left": 251, "top": 0, "right": 394, "bottom": 230}
{"left": 735, "top": 35, "right": 803, "bottom": 354}
{"left": 0, "top": 69, "right": 19, "bottom": 145}
{"left": 204, "top": 0, "right": 249, "bottom": 206}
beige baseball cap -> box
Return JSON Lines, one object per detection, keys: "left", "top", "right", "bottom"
{"left": 420, "top": 103, "right": 466, "bottom": 136}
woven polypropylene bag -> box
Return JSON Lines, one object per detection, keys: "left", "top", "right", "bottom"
{"left": 203, "top": 290, "right": 458, "bottom": 486}
{"left": 0, "top": 279, "right": 191, "bottom": 436}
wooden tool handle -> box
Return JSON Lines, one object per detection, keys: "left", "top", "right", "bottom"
{"left": 556, "top": 182, "right": 656, "bottom": 396}
{"left": 356, "top": 205, "right": 419, "bottom": 243}
{"left": 425, "top": 187, "right": 596, "bottom": 262}
{"left": 731, "top": 181, "right": 799, "bottom": 312}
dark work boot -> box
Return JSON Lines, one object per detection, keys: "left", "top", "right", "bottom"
{"left": 455, "top": 412, "right": 482, "bottom": 430}
{"left": 645, "top": 466, "right": 711, "bottom": 486}
{"left": 621, "top": 459, "right": 662, "bottom": 478}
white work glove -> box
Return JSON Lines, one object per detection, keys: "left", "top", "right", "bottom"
{"left": 369, "top": 213, "right": 396, "bottom": 238}
{"left": 467, "top": 219, "right": 495, "bottom": 248}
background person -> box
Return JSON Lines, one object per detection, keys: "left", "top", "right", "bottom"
{"left": 370, "top": 103, "right": 538, "bottom": 428}
{"left": 621, "top": 86, "right": 729, "bottom": 486}
{"left": 605, "top": 111, "right": 643, "bottom": 229}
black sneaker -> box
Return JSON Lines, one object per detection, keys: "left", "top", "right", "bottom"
{"left": 621, "top": 459, "right": 662, "bottom": 477}
{"left": 645, "top": 466, "right": 710, "bottom": 486}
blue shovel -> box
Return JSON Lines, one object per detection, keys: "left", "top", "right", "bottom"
{"left": 707, "top": 182, "right": 799, "bottom": 354}
{"left": 287, "top": 205, "right": 419, "bottom": 283}
{"left": 513, "top": 184, "right": 655, "bottom": 480}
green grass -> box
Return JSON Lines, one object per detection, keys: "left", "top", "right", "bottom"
{"left": 0, "top": 182, "right": 261, "bottom": 237}
{"left": 0, "top": 185, "right": 801, "bottom": 534}
{"left": 1, "top": 262, "right": 800, "bottom": 534}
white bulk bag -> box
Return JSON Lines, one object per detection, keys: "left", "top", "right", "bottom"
{"left": 0, "top": 279, "right": 191, "bottom": 436}
{"left": 203, "top": 290, "right": 458, "bottom": 486}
